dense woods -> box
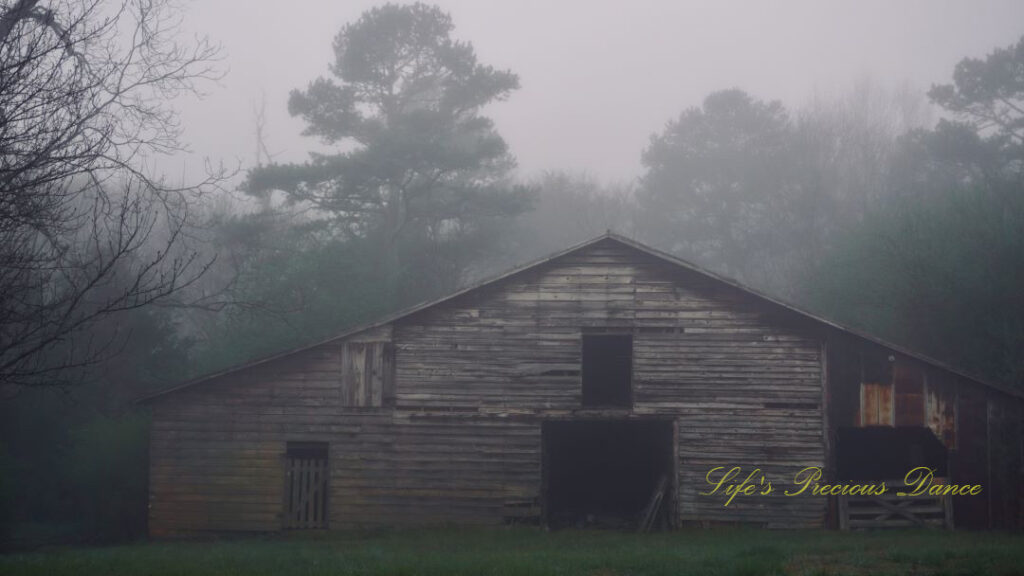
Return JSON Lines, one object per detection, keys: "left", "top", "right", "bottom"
{"left": 1, "top": 0, "right": 1023, "bottom": 545}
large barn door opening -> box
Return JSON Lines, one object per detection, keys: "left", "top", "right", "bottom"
{"left": 284, "top": 442, "right": 329, "bottom": 529}
{"left": 543, "top": 420, "right": 675, "bottom": 530}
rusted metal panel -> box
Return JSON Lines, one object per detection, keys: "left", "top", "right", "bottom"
{"left": 860, "top": 382, "right": 893, "bottom": 426}
{"left": 857, "top": 346, "right": 894, "bottom": 427}
{"left": 893, "top": 362, "right": 924, "bottom": 427}
{"left": 925, "top": 372, "right": 957, "bottom": 449}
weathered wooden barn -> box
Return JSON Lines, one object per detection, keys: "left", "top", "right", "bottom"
{"left": 143, "top": 234, "right": 1023, "bottom": 535}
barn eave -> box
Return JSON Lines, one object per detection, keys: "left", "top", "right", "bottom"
{"left": 138, "top": 231, "right": 1022, "bottom": 403}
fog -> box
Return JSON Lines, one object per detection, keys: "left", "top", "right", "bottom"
{"left": 3, "top": 0, "right": 1024, "bottom": 549}
{"left": 174, "top": 0, "right": 1024, "bottom": 182}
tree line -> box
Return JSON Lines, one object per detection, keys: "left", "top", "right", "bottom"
{"left": 1, "top": 0, "right": 1022, "bottom": 544}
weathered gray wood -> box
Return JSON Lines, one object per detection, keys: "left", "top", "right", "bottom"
{"left": 148, "top": 240, "right": 831, "bottom": 534}
{"left": 839, "top": 479, "right": 953, "bottom": 531}
{"left": 639, "top": 475, "right": 668, "bottom": 533}
{"left": 144, "top": 239, "right": 1022, "bottom": 535}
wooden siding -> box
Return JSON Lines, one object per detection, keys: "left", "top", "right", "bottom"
{"left": 149, "top": 239, "right": 827, "bottom": 534}
{"left": 392, "top": 240, "right": 826, "bottom": 528}
{"left": 987, "top": 396, "right": 1023, "bottom": 529}
{"left": 149, "top": 343, "right": 351, "bottom": 534}
{"left": 952, "top": 383, "right": 989, "bottom": 528}
{"left": 860, "top": 382, "right": 894, "bottom": 426}
{"left": 148, "top": 238, "right": 1024, "bottom": 534}
{"left": 341, "top": 341, "right": 394, "bottom": 407}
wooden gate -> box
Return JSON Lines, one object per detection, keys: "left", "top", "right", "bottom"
{"left": 839, "top": 478, "right": 953, "bottom": 530}
{"left": 284, "top": 442, "right": 329, "bottom": 529}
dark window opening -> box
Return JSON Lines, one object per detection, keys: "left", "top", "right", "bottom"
{"left": 543, "top": 420, "right": 674, "bottom": 530}
{"left": 582, "top": 334, "right": 633, "bottom": 407}
{"left": 284, "top": 442, "right": 329, "bottom": 529}
{"left": 835, "top": 427, "right": 947, "bottom": 481}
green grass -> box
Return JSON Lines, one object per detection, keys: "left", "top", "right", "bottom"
{"left": 2, "top": 527, "right": 1024, "bottom": 576}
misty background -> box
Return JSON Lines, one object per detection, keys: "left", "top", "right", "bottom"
{"left": 172, "top": 0, "right": 1024, "bottom": 182}
{"left": 2, "top": 0, "right": 1023, "bottom": 547}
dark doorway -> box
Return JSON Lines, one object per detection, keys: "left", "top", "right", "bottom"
{"left": 835, "top": 427, "right": 948, "bottom": 481}
{"left": 284, "top": 441, "right": 329, "bottom": 529}
{"left": 582, "top": 334, "right": 632, "bottom": 407}
{"left": 543, "top": 420, "right": 674, "bottom": 529}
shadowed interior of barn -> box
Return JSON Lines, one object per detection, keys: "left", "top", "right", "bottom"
{"left": 835, "top": 427, "right": 948, "bottom": 480}
{"left": 543, "top": 420, "right": 674, "bottom": 529}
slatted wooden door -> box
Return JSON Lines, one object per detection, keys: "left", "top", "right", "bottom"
{"left": 284, "top": 443, "right": 329, "bottom": 529}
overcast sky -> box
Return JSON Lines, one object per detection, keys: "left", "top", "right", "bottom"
{"left": 173, "top": 0, "right": 1024, "bottom": 185}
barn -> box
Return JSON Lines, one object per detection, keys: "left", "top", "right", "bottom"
{"left": 142, "top": 233, "right": 1024, "bottom": 535}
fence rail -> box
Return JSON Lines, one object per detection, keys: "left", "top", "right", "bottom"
{"left": 838, "top": 478, "right": 952, "bottom": 530}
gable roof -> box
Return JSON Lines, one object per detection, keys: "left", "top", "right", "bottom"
{"left": 140, "top": 232, "right": 1024, "bottom": 402}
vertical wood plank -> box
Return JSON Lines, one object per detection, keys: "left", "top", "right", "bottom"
{"left": 820, "top": 341, "right": 830, "bottom": 471}
{"left": 294, "top": 459, "right": 302, "bottom": 528}
{"left": 313, "top": 459, "right": 323, "bottom": 528}
{"left": 283, "top": 449, "right": 328, "bottom": 530}
{"left": 317, "top": 459, "right": 325, "bottom": 527}
{"left": 289, "top": 457, "right": 300, "bottom": 528}
{"left": 303, "top": 459, "right": 312, "bottom": 528}
{"left": 319, "top": 459, "right": 326, "bottom": 526}
{"left": 883, "top": 382, "right": 894, "bottom": 426}
{"left": 944, "top": 492, "right": 954, "bottom": 529}
{"left": 309, "top": 461, "right": 319, "bottom": 527}
{"left": 370, "top": 343, "right": 383, "bottom": 407}
{"left": 381, "top": 342, "right": 395, "bottom": 406}
{"left": 894, "top": 362, "right": 924, "bottom": 426}
{"left": 351, "top": 345, "right": 366, "bottom": 407}
{"left": 862, "top": 383, "right": 877, "bottom": 425}
{"left": 340, "top": 347, "right": 353, "bottom": 406}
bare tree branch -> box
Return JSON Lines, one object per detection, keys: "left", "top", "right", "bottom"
{"left": 0, "top": 0, "right": 227, "bottom": 387}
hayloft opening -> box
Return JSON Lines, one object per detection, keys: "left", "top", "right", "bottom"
{"left": 543, "top": 420, "right": 674, "bottom": 530}
{"left": 582, "top": 334, "right": 633, "bottom": 407}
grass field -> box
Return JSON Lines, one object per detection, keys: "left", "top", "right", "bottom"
{"left": 2, "top": 527, "right": 1024, "bottom": 576}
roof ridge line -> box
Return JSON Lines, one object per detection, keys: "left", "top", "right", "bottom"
{"left": 139, "top": 233, "right": 1022, "bottom": 403}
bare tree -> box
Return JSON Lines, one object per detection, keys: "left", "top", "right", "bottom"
{"left": 0, "top": 0, "right": 224, "bottom": 387}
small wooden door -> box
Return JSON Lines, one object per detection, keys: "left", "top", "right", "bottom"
{"left": 284, "top": 442, "right": 329, "bottom": 529}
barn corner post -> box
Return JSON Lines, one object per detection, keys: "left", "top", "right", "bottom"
{"left": 820, "top": 338, "right": 833, "bottom": 529}
{"left": 671, "top": 416, "right": 680, "bottom": 529}
{"left": 540, "top": 420, "right": 550, "bottom": 529}
{"left": 279, "top": 445, "right": 288, "bottom": 531}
